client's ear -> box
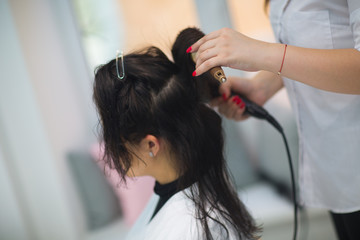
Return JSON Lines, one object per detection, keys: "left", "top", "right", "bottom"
{"left": 140, "top": 135, "right": 160, "bottom": 158}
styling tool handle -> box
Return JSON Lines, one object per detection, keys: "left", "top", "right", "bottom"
{"left": 230, "top": 92, "right": 268, "bottom": 119}
{"left": 229, "top": 91, "right": 283, "bottom": 133}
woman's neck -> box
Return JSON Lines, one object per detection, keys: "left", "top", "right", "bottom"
{"left": 151, "top": 153, "right": 179, "bottom": 184}
{"left": 152, "top": 162, "right": 179, "bottom": 184}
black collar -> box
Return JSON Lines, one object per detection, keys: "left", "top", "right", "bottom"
{"left": 154, "top": 179, "right": 179, "bottom": 198}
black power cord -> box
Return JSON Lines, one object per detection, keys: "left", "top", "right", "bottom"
{"left": 239, "top": 95, "right": 299, "bottom": 240}
{"left": 280, "top": 128, "right": 298, "bottom": 240}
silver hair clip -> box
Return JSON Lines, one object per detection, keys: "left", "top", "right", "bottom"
{"left": 116, "top": 50, "right": 125, "bottom": 79}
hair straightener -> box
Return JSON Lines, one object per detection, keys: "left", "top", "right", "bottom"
{"left": 190, "top": 53, "right": 283, "bottom": 132}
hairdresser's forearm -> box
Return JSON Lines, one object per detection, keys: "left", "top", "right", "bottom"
{"left": 260, "top": 43, "right": 360, "bottom": 94}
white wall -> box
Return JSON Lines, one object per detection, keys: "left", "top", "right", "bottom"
{"left": 0, "top": 0, "right": 99, "bottom": 239}
{"left": 0, "top": 144, "right": 29, "bottom": 240}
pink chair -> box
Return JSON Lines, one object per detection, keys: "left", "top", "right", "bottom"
{"left": 90, "top": 142, "right": 155, "bottom": 227}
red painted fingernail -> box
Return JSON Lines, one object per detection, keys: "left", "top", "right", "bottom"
{"left": 192, "top": 70, "right": 196, "bottom": 77}
{"left": 186, "top": 46, "right": 192, "bottom": 53}
{"left": 222, "top": 93, "right": 227, "bottom": 101}
{"left": 232, "top": 96, "right": 239, "bottom": 103}
{"left": 240, "top": 102, "right": 246, "bottom": 109}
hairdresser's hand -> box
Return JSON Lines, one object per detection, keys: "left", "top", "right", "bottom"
{"left": 189, "top": 28, "right": 266, "bottom": 76}
{"left": 210, "top": 77, "right": 264, "bottom": 121}
{"left": 210, "top": 72, "right": 284, "bottom": 121}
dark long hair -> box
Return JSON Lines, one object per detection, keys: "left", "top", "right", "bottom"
{"left": 93, "top": 27, "right": 260, "bottom": 240}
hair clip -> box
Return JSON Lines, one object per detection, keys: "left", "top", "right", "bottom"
{"left": 116, "top": 50, "right": 125, "bottom": 79}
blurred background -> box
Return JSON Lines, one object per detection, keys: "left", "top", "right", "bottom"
{"left": 0, "top": 0, "right": 337, "bottom": 239}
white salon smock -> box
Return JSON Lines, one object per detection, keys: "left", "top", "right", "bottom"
{"left": 125, "top": 186, "right": 243, "bottom": 240}
{"left": 269, "top": 0, "right": 360, "bottom": 213}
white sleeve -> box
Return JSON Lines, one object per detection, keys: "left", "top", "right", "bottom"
{"left": 348, "top": 0, "right": 360, "bottom": 50}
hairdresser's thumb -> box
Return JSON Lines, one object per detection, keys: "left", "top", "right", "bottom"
{"left": 219, "top": 81, "right": 231, "bottom": 101}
